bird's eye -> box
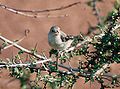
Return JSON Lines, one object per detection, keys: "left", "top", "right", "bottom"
{"left": 51, "top": 29, "right": 55, "bottom": 32}
{"left": 51, "top": 29, "right": 59, "bottom": 33}
{"left": 51, "top": 29, "right": 54, "bottom": 32}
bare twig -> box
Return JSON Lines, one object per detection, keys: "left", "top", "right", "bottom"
{"left": 0, "top": 1, "right": 80, "bottom": 13}
{"left": 0, "top": 1, "right": 80, "bottom": 18}
{"left": 65, "top": 36, "right": 92, "bottom": 52}
{"left": 63, "top": 23, "right": 120, "bottom": 54}
{"left": 112, "top": 23, "right": 120, "bottom": 31}
{"left": 1, "top": 35, "right": 25, "bottom": 51}
{"left": 0, "top": 29, "right": 30, "bottom": 52}
{"left": 93, "top": 64, "right": 109, "bottom": 78}
{"left": 0, "top": 59, "right": 51, "bottom": 68}
{"left": 0, "top": 35, "right": 50, "bottom": 60}
{"left": 92, "top": 0, "right": 102, "bottom": 25}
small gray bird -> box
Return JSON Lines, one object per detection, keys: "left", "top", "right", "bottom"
{"left": 48, "top": 26, "right": 74, "bottom": 50}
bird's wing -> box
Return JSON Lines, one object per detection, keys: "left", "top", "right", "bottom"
{"left": 60, "top": 31, "right": 74, "bottom": 42}
{"left": 60, "top": 30, "right": 67, "bottom": 37}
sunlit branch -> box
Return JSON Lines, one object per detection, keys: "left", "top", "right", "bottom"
{"left": 0, "top": 1, "right": 80, "bottom": 18}
{"left": 0, "top": 35, "right": 50, "bottom": 60}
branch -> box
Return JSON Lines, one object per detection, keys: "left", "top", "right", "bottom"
{"left": 1, "top": 29, "right": 30, "bottom": 51}
{"left": 0, "top": 59, "right": 51, "bottom": 68}
{"left": 63, "top": 23, "right": 120, "bottom": 55}
{"left": 112, "top": 23, "right": 120, "bottom": 31}
{"left": 92, "top": 0, "right": 102, "bottom": 25}
{"left": 65, "top": 36, "right": 92, "bottom": 52}
{"left": 0, "top": 1, "right": 81, "bottom": 18}
{"left": 93, "top": 63, "right": 109, "bottom": 78}
{"left": 1, "top": 36, "right": 25, "bottom": 51}
{"left": 0, "top": 1, "right": 80, "bottom": 13}
{"left": 0, "top": 35, "right": 51, "bottom": 60}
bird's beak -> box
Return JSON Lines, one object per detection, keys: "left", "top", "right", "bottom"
{"left": 54, "top": 31, "right": 59, "bottom": 36}
{"left": 55, "top": 32, "right": 59, "bottom": 36}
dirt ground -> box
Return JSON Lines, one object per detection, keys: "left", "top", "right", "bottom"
{"left": 0, "top": 0, "right": 119, "bottom": 89}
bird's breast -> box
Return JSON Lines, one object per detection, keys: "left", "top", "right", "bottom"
{"left": 48, "top": 34, "right": 64, "bottom": 49}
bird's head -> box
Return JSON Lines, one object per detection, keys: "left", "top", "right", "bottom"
{"left": 50, "top": 26, "right": 60, "bottom": 36}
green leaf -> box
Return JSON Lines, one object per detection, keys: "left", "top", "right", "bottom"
{"left": 2, "top": 42, "right": 7, "bottom": 47}
{"left": 18, "top": 50, "right": 24, "bottom": 55}
{"left": 90, "top": 76, "right": 94, "bottom": 82}
{"left": 85, "top": 77, "right": 90, "bottom": 83}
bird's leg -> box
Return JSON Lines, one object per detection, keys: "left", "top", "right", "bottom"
{"left": 55, "top": 49, "right": 61, "bottom": 70}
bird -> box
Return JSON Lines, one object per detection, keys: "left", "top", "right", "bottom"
{"left": 48, "top": 26, "right": 74, "bottom": 50}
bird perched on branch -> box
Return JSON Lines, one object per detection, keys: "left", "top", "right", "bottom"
{"left": 48, "top": 26, "right": 82, "bottom": 50}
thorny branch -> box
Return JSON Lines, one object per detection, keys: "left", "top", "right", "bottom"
{"left": 0, "top": 59, "right": 51, "bottom": 68}
{"left": 0, "top": 35, "right": 51, "bottom": 60}
{"left": 93, "top": 63, "right": 109, "bottom": 78}
{"left": 92, "top": 0, "right": 102, "bottom": 25}
{"left": 0, "top": 17, "right": 119, "bottom": 89}
{"left": 0, "top": 1, "right": 81, "bottom": 18}
{"left": 0, "top": 29, "right": 30, "bottom": 51}
{"left": 0, "top": 22, "right": 119, "bottom": 75}
{"left": 66, "top": 23, "right": 120, "bottom": 52}
{"left": 86, "top": 0, "right": 104, "bottom": 35}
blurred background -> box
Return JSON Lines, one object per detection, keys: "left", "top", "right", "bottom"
{"left": 0, "top": 0, "right": 119, "bottom": 89}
